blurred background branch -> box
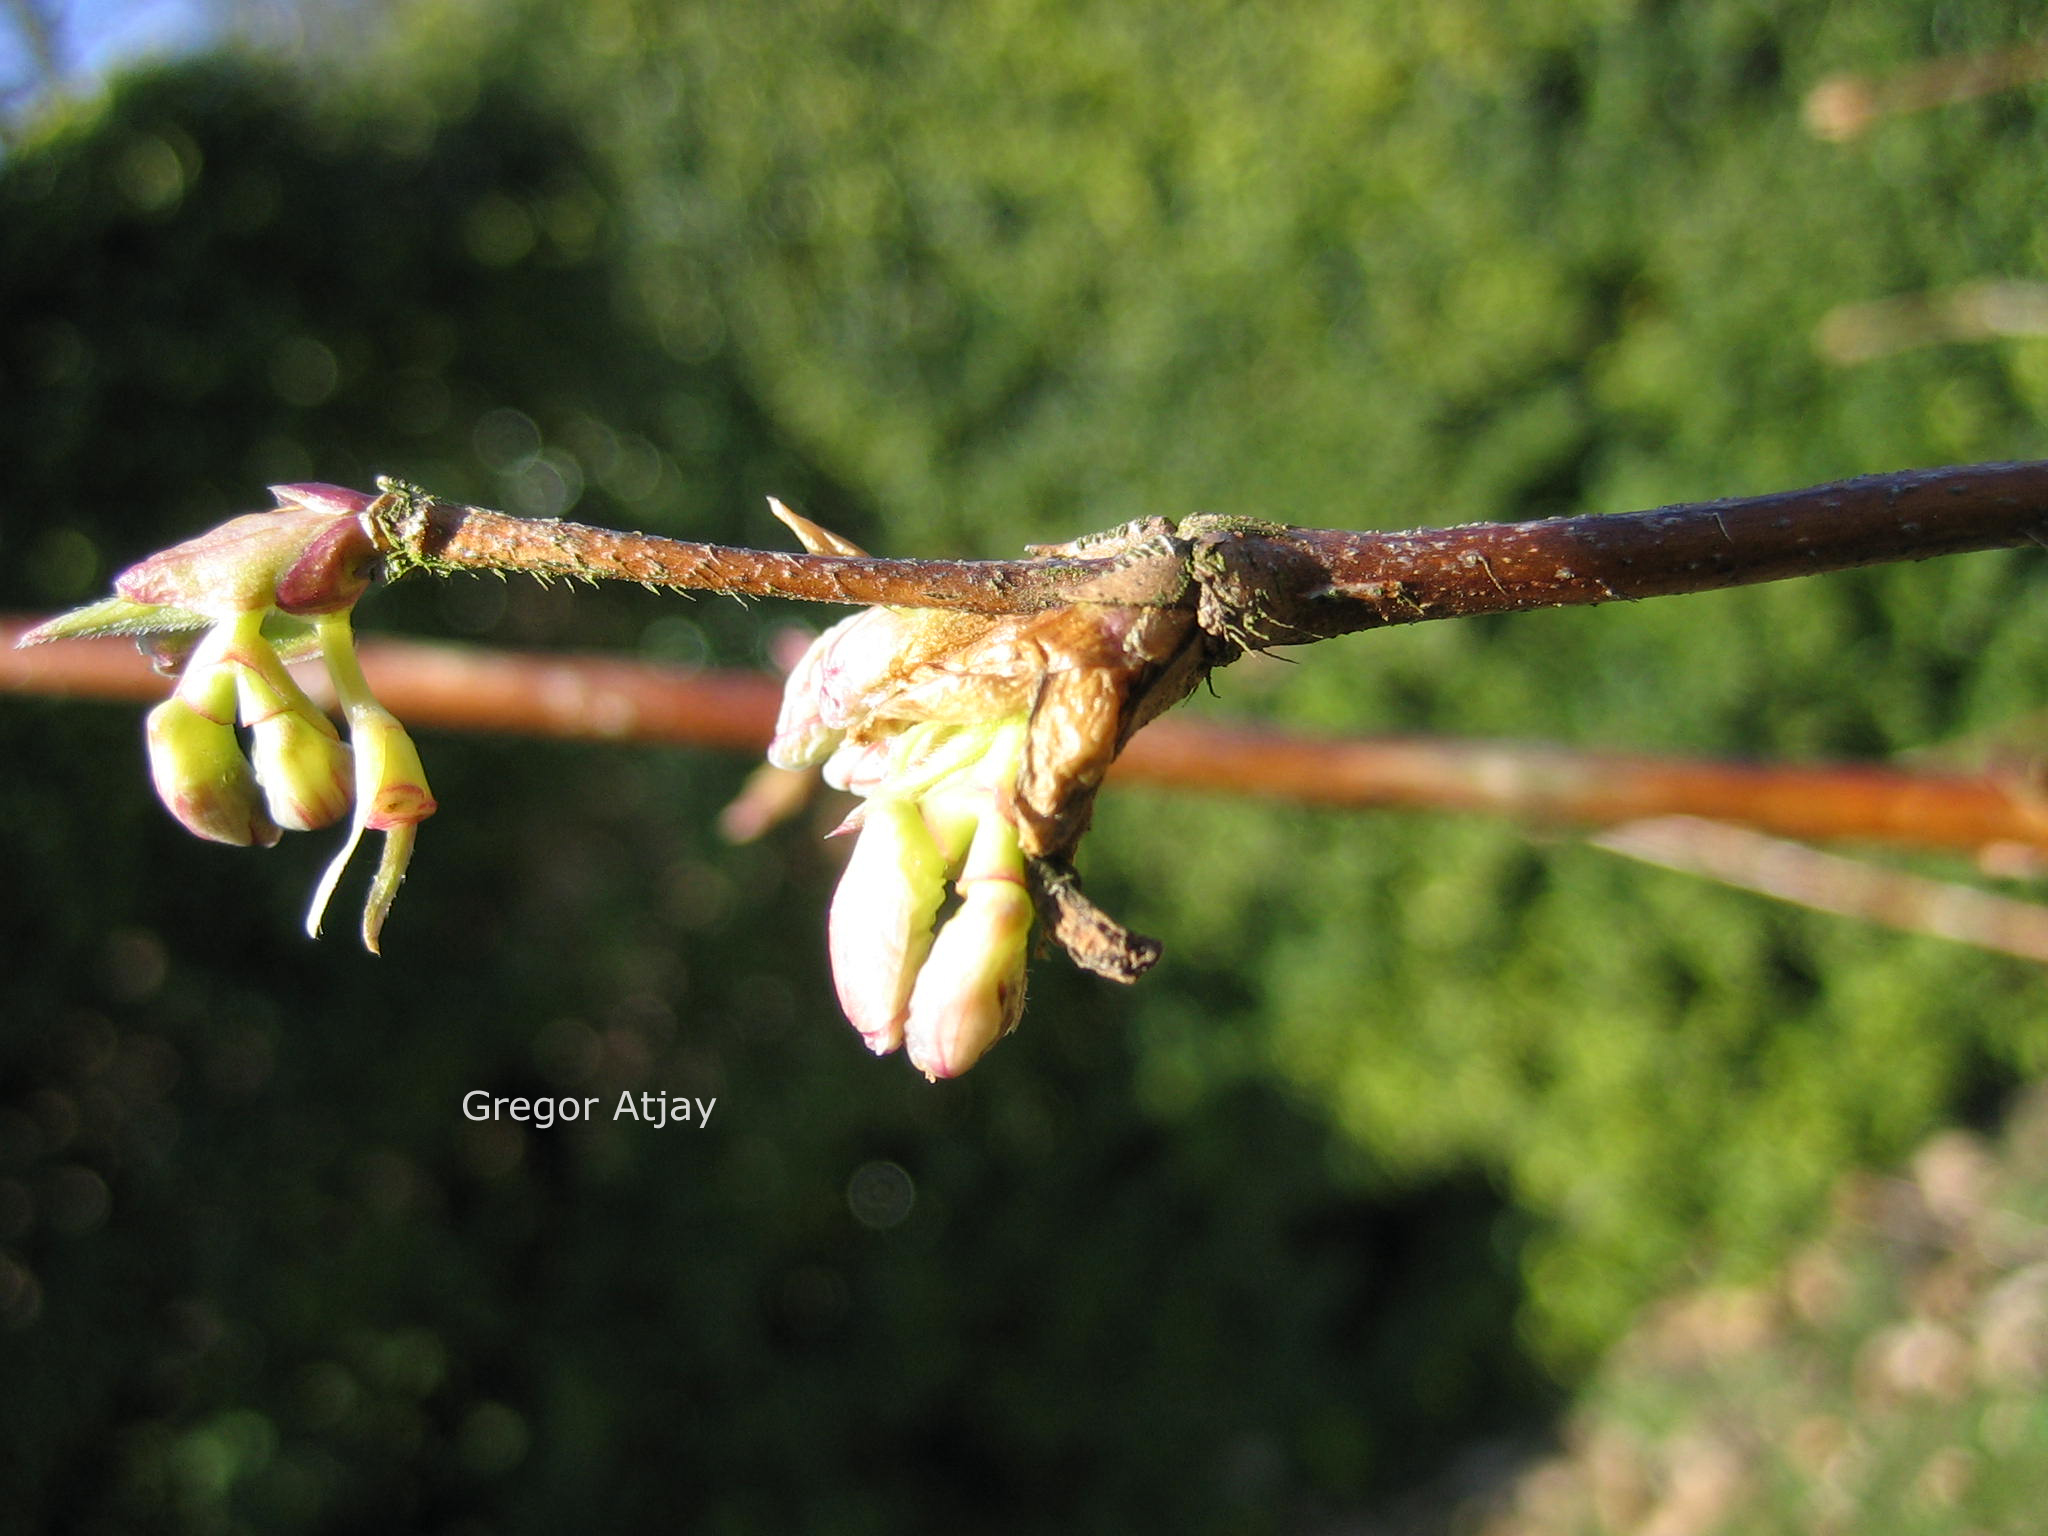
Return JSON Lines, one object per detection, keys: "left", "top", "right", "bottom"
{"left": 1817, "top": 282, "right": 2048, "bottom": 365}
{"left": 1595, "top": 816, "right": 2048, "bottom": 964}
{"left": 15, "top": 614, "right": 2048, "bottom": 964}
{"left": 13, "top": 614, "right": 2048, "bottom": 857}
{"left": 1805, "top": 39, "right": 2048, "bottom": 141}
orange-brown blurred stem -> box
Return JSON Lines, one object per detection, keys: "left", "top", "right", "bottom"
{"left": 9, "top": 618, "right": 2046, "bottom": 858}
{"left": 1117, "top": 719, "right": 2048, "bottom": 857}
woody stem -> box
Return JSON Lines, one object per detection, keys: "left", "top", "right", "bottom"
{"left": 364, "top": 463, "right": 2048, "bottom": 645}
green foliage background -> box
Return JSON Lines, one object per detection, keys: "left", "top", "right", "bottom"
{"left": 3, "top": 2, "right": 2047, "bottom": 1529}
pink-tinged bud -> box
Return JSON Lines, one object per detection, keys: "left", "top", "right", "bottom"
{"left": 767, "top": 606, "right": 975, "bottom": 771}
{"left": 827, "top": 798, "right": 950, "bottom": 1054}
{"left": 240, "top": 688, "right": 353, "bottom": 833}
{"left": 903, "top": 813, "right": 1031, "bottom": 1081}
{"left": 767, "top": 608, "right": 914, "bottom": 769}
{"left": 767, "top": 613, "right": 858, "bottom": 771}
{"left": 760, "top": 520, "right": 1201, "bottom": 1075}
{"left": 117, "top": 505, "right": 376, "bottom": 620}
{"left": 352, "top": 709, "right": 436, "bottom": 830}
{"left": 273, "top": 515, "right": 377, "bottom": 615}
{"left": 820, "top": 734, "right": 895, "bottom": 798}
{"left": 145, "top": 695, "right": 280, "bottom": 847}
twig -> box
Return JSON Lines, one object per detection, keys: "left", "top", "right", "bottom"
{"left": 1806, "top": 42, "right": 2048, "bottom": 142}
{"left": 366, "top": 463, "right": 2048, "bottom": 647}
{"left": 1816, "top": 282, "right": 2048, "bottom": 365}
{"left": 1268, "top": 461, "right": 2048, "bottom": 638}
{"left": 373, "top": 483, "right": 1183, "bottom": 616}
{"left": 1594, "top": 817, "right": 2048, "bottom": 965}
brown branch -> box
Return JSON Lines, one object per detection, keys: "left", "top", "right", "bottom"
{"left": 1247, "top": 461, "right": 2048, "bottom": 640}
{"left": 12, "top": 617, "right": 2048, "bottom": 860}
{"left": 378, "top": 489, "right": 1183, "bottom": 615}
{"left": 368, "top": 464, "right": 2048, "bottom": 651}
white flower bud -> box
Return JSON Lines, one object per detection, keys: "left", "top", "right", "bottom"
{"left": 827, "top": 798, "right": 950, "bottom": 1055}
{"left": 904, "top": 811, "right": 1031, "bottom": 1081}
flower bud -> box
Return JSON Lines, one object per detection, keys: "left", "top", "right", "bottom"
{"left": 828, "top": 798, "right": 949, "bottom": 1054}
{"left": 117, "top": 506, "right": 375, "bottom": 620}
{"left": 273, "top": 514, "right": 378, "bottom": 615}
{"left": 761, "top": 515, "right": 1205, "bottom": 1073}
{"left": 305, "top": 705, "right": 438, "bottom": 950}
{"left": 145, "top": 694, "right": 279, "bottom": 848}
{"left": 903, "top": 812, "right": 1031, "bottom": 1081}
{"left": 768, "top": 607, "right": 929, "bottom": 771}
{"left": 352, "top": 708, "right": 437, "bottom": 831}
{"left": 239, "top": 672, "right": 353, "bottom": 832}
{"left": 767, "top": 612, "right": 857, "bottom": 771}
